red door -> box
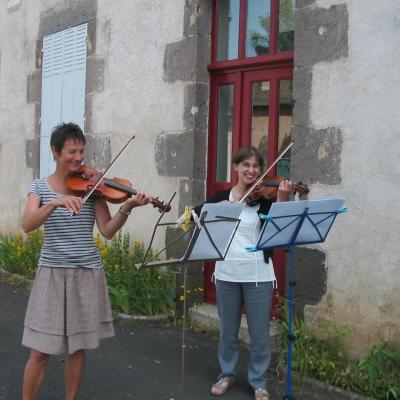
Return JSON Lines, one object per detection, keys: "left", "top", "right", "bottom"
{"left": 205, "top": 0, "right": 295, "bottom": 316}
{"left": 204, "top": 68, "right": 294, "bottom": 318}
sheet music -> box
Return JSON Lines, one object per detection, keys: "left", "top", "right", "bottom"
{"left": 256, "top": 198, "right": 345, "bottom": 249}
{"left": 187, "top": 203, "right": 244, "bottom": 261}
{"left": 297, "top": 198, "right": 345, "bottom": 243}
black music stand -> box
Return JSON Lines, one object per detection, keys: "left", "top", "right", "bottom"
{"left": 137, "top": 202, "right": 244, "bottom": 269}
{"left": 137, "top": 202, "right": 244, "bottom": 400}
{"left": 247, "top": 198, "right": 347, "bottom": 400}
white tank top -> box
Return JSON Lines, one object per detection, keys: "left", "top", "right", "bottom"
{"left": 215, "top": 190, "right": 276, "bottom": 283}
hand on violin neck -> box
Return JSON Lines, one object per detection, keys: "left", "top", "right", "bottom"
{"left": 124, "top": 190, "right": 152, "bottom": 209}
{"left": 277, "top": 180, "right": 293, "bottom": 202}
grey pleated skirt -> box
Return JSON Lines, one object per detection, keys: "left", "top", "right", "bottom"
{"left": 22, "top": 266, "right": 114, "bottom": 355}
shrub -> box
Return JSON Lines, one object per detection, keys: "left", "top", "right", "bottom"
{"left": 0, "top": 231, "right": 42, "bottom": 278}
{"left": 277, "top": 301, "right": 400, "bottom": 399}
{"left": 95, "top": 231, "right": 175, "bottom": 315}
{"left": 0, "top": 230, "right": 175, "bottom": 316}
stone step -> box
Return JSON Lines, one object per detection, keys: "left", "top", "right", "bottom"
{"left": 189, "top": 303, "right": 282, "bottom": 353}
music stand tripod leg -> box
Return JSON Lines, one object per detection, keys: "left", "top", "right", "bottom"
{"left": 177, "top": 263, "right": 187, "bottom": 400}
{"left": 283, "top": 245, "right": 296, "bottom": 400}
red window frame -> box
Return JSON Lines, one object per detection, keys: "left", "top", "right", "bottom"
{"left": 207, "top": 72, "right": 242, "bottom": 195}
{"left": 241, "top": 67, "right": 294, "bottom": 167}
{"left": 209, "top": 0, "right": 294, "bottom": 73}
{"left": 204, "top": 0, "right": 295, "bottom": 313}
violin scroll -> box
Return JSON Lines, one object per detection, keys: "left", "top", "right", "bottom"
{"left": 291, "top": 182, "right": 309, "bottom": 196}
{"left": 150, "top": 197, "right": 171, "bottom": 213}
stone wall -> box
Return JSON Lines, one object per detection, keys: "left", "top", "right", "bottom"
{"left": 292, "top": 0, "right": 400, "bottom": 357}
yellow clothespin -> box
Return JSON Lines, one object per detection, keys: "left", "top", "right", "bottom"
{"left": 176, "top": 206, "right": 192, "bottom": 232}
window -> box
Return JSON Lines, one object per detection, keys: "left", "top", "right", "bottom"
{"left": 213, "top": 0, "right": 295, "bottom": 62}
{"left": 40, "top": 24, "right": 87, "bottom": 177}
{"left": 217, "top": 0, "right": 240, "bottom": 60}
{"left": 246, "top": 0, "right": 271, "bottom": 57}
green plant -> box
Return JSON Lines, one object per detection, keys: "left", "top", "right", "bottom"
{"left": 277, "top": 300, "right": 400, "bottom": 399}
{"left": 0, "top": 230, "right": 175, "bottom": 316}
{"left": 351, "top": 344, "right": 400, "bottom": 399}
{"left": 96, "top": 231, "right": 175, "bottom": 315}
{"left": 0, "top": 231, "right": 42, "bottom": 278}
{"left": 108, "top": 286, "right": 130, "bottom": 314}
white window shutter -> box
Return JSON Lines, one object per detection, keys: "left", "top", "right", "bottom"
{"left": 40, "top": 23, "right": 87, "bottom": 178}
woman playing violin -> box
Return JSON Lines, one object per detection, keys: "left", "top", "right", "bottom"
{"left": 195, "top": 146, "right": 292, "bottom": 400}
{"left": 21, "top": 122, "right": 151, "bottom": 400}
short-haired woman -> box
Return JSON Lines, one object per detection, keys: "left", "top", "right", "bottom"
{"left": 21, "top": 122, "right": 151, "bottom": 400}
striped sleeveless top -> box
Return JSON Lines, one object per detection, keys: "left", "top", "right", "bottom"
{"left": 29, "top": 178, "right": 102, "bottom": 269}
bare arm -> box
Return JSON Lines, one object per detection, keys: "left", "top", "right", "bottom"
{"left": 95, "top": 191, "right": 152, "bottom": 240}
{"left": 21, "top": 193, "right": 84, "bottom": 233}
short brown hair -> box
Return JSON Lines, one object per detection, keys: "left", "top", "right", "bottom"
{"left": 50, "top": 123, "right": 85, "bottom": 153}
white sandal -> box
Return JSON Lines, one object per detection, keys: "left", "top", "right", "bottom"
{"left": 210, "top": 376, "right": 235, "bottom": 396}
{"left": 254, "top": 387, "right": 271, "bottom": 400}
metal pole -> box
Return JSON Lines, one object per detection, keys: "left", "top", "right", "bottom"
{"left": 177, "top": 265, "right": 187, "bottom": 400}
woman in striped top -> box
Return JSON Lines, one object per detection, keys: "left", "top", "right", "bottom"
{"left": 21, "top": 123, "right": 151, "bottom": 400}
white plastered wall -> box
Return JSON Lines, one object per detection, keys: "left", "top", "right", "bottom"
{"left": 304, "top": 0, "right": 400, "bottom": 356}
{"left": 0, "top": 0, "right": 186, "bottom": 252}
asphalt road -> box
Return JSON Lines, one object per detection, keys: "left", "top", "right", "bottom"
{"left": 0, "top": 279, "right": 361, "bottom": 400}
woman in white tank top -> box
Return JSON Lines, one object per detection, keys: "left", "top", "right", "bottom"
{"left": 200, "top": 146, "right": 292, "bottom": 400}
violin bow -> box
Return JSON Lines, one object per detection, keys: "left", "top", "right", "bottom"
{"left": 239, "top": 140, "right": 294, "bottom": 204}
{"left": 82, "top": 134, "right": 135, "bottom": 204}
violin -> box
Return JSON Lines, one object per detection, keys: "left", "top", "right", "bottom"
{"left": 249, "top": 176, "right": 310, "bottom": 199}
{"left": 239, "top": 141, "right": 310, "bottom": 205}
{"left": 66, "top": 165, "right": 171, "bottom": 213}
{"left": 245, "top": 176, "right": 309, "bottom": 204}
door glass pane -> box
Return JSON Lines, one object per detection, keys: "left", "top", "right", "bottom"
{"left": 278, "top": 0, "right": 295, "bottom": 51}
{"left": 250, "top": 81, "right": 270, "bottom": 167}
{"left": 216, "top": 85, "right": 234, "bottom": 182}
{"left": 217, "top": 0, "right": 240, "bottom": 61}
{"left": 277, "top": 79, "right": 293, "bottom": 177}
{"left": 246, "top": 0, "right": 271, "bottom": 57}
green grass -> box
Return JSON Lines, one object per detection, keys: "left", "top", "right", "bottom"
{"left": 277, "top": 302, "right": 400, "bottom": 399}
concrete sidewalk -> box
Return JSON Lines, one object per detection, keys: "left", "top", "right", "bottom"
{"left": 0, "top": 279, "right": 366, "bottom": 400}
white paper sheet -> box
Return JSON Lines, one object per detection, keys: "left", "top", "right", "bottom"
{"left": 256, "top": 198, "right": 345, "bottom": 250}
{"left": 187, "top": 203, "right": 245, "bottom": 261}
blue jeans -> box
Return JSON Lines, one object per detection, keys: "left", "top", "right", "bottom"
{"left": 216, "top": 279, "right": 273, "bottom": 389}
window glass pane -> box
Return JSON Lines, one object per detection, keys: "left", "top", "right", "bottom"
{"left": 250, "top": 81, "right": 270, "bottom": 167}
{"left": 217, "top": 0, "right": 240, "bottom": 61}
{"left": 216, "top": 85, "right": 234, "bottom": 182}
{"left": 278, "top": 0, "right": 295, "bottom": 51}
{"left": 277, "top": 79, "right": 293, "bottom": 177}
{"left": 246, "top": 0, "right": 271, "bottom": 57}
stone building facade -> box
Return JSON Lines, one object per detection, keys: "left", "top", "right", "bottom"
{"left": 0, "top": 0, "right": 398, "bottom": 357}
